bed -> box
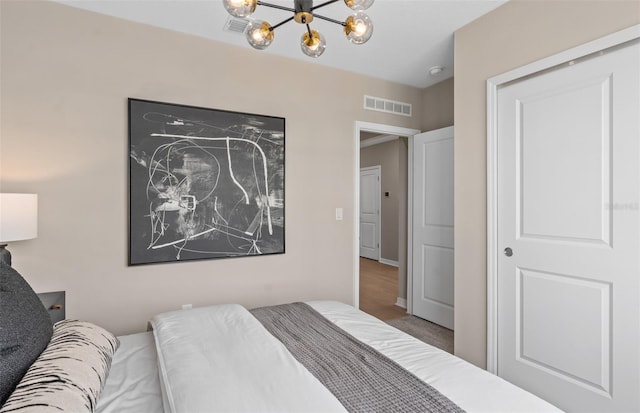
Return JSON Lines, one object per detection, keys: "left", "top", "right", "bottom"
{"left": 0, "top": 264, "right": 562, "bottom": 412}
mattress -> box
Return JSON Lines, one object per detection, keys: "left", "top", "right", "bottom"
{"left": 97, "top": 301, "right": 561, "bottom": 412}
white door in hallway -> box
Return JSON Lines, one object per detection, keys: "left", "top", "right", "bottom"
{"left": 411, "top": 126, "right": 454, "bottom": 329}
{"left": 494, "top": 36, "right": 639, "bottom": 411}
{"left": 360, "top": 166, "right": 380, "bottom": 260}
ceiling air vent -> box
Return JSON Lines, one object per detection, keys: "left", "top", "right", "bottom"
{"left": 364, "top": 95, "right": 412, "bottom": 117}
{"left": 223, "top": 16, "right": 250, "bottom": 34}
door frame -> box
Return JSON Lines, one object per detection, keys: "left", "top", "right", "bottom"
{"left": 359, "top": 165, "right": 382, "bottom": 262}
{"left": 353, "top": 121, "right": 420, "bottom": 309}
{"left": 486, "top": 24, "right": 640, "bottom": 374}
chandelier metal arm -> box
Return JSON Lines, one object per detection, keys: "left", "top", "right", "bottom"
{"left": 311, "top": 0, "right": 345, "bottom": 26}
{"left": 256, "top": 1, "right": 297, "bottom": 13}
{"left": 271, "top": 16, "right": 296, "bottom": 31}
{"left": 257, "top": 0, "right": 346, "bottom": 31}
{"left": 311, "top": 0, "right": 341, "bottom": 11}
{"left": 310, "top": 13, "right": 345, "bottom": 26}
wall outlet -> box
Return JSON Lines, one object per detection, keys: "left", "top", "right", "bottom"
{"left": 181, "top": 304, "right": 192, "bottom": 310}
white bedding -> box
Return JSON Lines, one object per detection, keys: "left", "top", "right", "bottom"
{"left": 151, "top": 303, "right": 346, "bottom": 413}
{"left": 99, "top": 301, "right": 561, "bottom": 413}
{"left": 308, "top": 301, "right": 560, "bottom": 412}
{"left": 96, "top": 332, "right": 162, "bottom": 413}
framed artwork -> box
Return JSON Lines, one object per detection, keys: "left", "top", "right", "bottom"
{"left": 128, "top": 98, "right": 285, "bottom": 265}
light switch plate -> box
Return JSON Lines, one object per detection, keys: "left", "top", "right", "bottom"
{"left": 335, "top": 208, "right": 343, "bottom": 221}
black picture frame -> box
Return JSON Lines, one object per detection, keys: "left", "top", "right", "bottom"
{"left": 128, "top": 98, "right": 285, "bottom": 266}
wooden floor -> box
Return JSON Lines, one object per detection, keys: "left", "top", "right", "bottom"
{"left": 359, "top": 257, "right": 407, "bottom": 321}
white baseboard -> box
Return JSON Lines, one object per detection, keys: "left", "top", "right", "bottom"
{"left": 379, "top": 258, "right": 399, "bottom": 267}
{"left": 395, "top": 297, "right": 407, "bottom": 309}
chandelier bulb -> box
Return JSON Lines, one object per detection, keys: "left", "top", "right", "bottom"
{"left": 223, "top": 0, "right": 257, "bottom": 18}
{"left": 344, "top": 0, "right": 374, "bottom": 11}
{"left": 246, "top": 21, "right": 274, "bottom": 50}
{"left": 301, "top": 30, "right": 326, "bottom": 58}
{"left": 344, "top": 12, "right": 373, "bottom": 45}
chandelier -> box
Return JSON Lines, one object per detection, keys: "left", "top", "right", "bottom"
{"left": 223, "top": 0, "right": 374, "bottom": 58}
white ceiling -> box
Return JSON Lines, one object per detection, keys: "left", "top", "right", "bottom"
{"left": 53, "top": 0, "right": 507, "bottom": 88}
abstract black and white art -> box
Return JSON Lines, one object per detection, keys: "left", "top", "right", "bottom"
{"left": 128, "top": 99, "right": 285, "bottom": 265}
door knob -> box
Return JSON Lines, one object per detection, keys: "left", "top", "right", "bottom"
{"left": 504, "top": 247, "right": 513, "bottom": 257}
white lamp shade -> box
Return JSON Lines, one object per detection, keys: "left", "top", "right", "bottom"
{"left": 0, "top": 193, "right": 38, "bottom": 243}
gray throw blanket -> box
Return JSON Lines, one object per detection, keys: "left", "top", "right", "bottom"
{"left": 250, "top": 303, "right": 465, "bottom": 413}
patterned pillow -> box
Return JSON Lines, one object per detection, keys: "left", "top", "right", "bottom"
{"left": 0, "top": 320, "right": 120, "bottom": 412}
{"left": 0, "top": 263, "right": 53, "bottom": 405}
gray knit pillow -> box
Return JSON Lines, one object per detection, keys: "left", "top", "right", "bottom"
{"left": 0, "top": 263, "right": 53, "bottom": 406}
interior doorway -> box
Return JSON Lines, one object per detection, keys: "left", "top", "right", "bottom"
{"left": 358, "top": 134, "right": 402, "bottom": 320}
{"left": 353, "top": 122, "right": 420, "bottom": 313}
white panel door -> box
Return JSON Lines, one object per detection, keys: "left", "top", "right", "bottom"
{"left": 496, "top": 41, "right": 639, "bottom": 411}
{"left": 412, "top": 126, "right": 454, "bottom": 329}
{"left": 360, "top": 166, "right": 380, "bottom": 260}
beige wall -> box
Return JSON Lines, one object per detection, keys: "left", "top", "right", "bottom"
{"left": 454, "top": 0, "right": 640, "bottom": 367}
{"left": 0, "top": 1, "right": 424, "bottom": 336}
{"left": 421, "top": 77, "right": 454, "bottom": 132}
{"left": 360, "top": 139, "right": 401, "bottom": 262}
